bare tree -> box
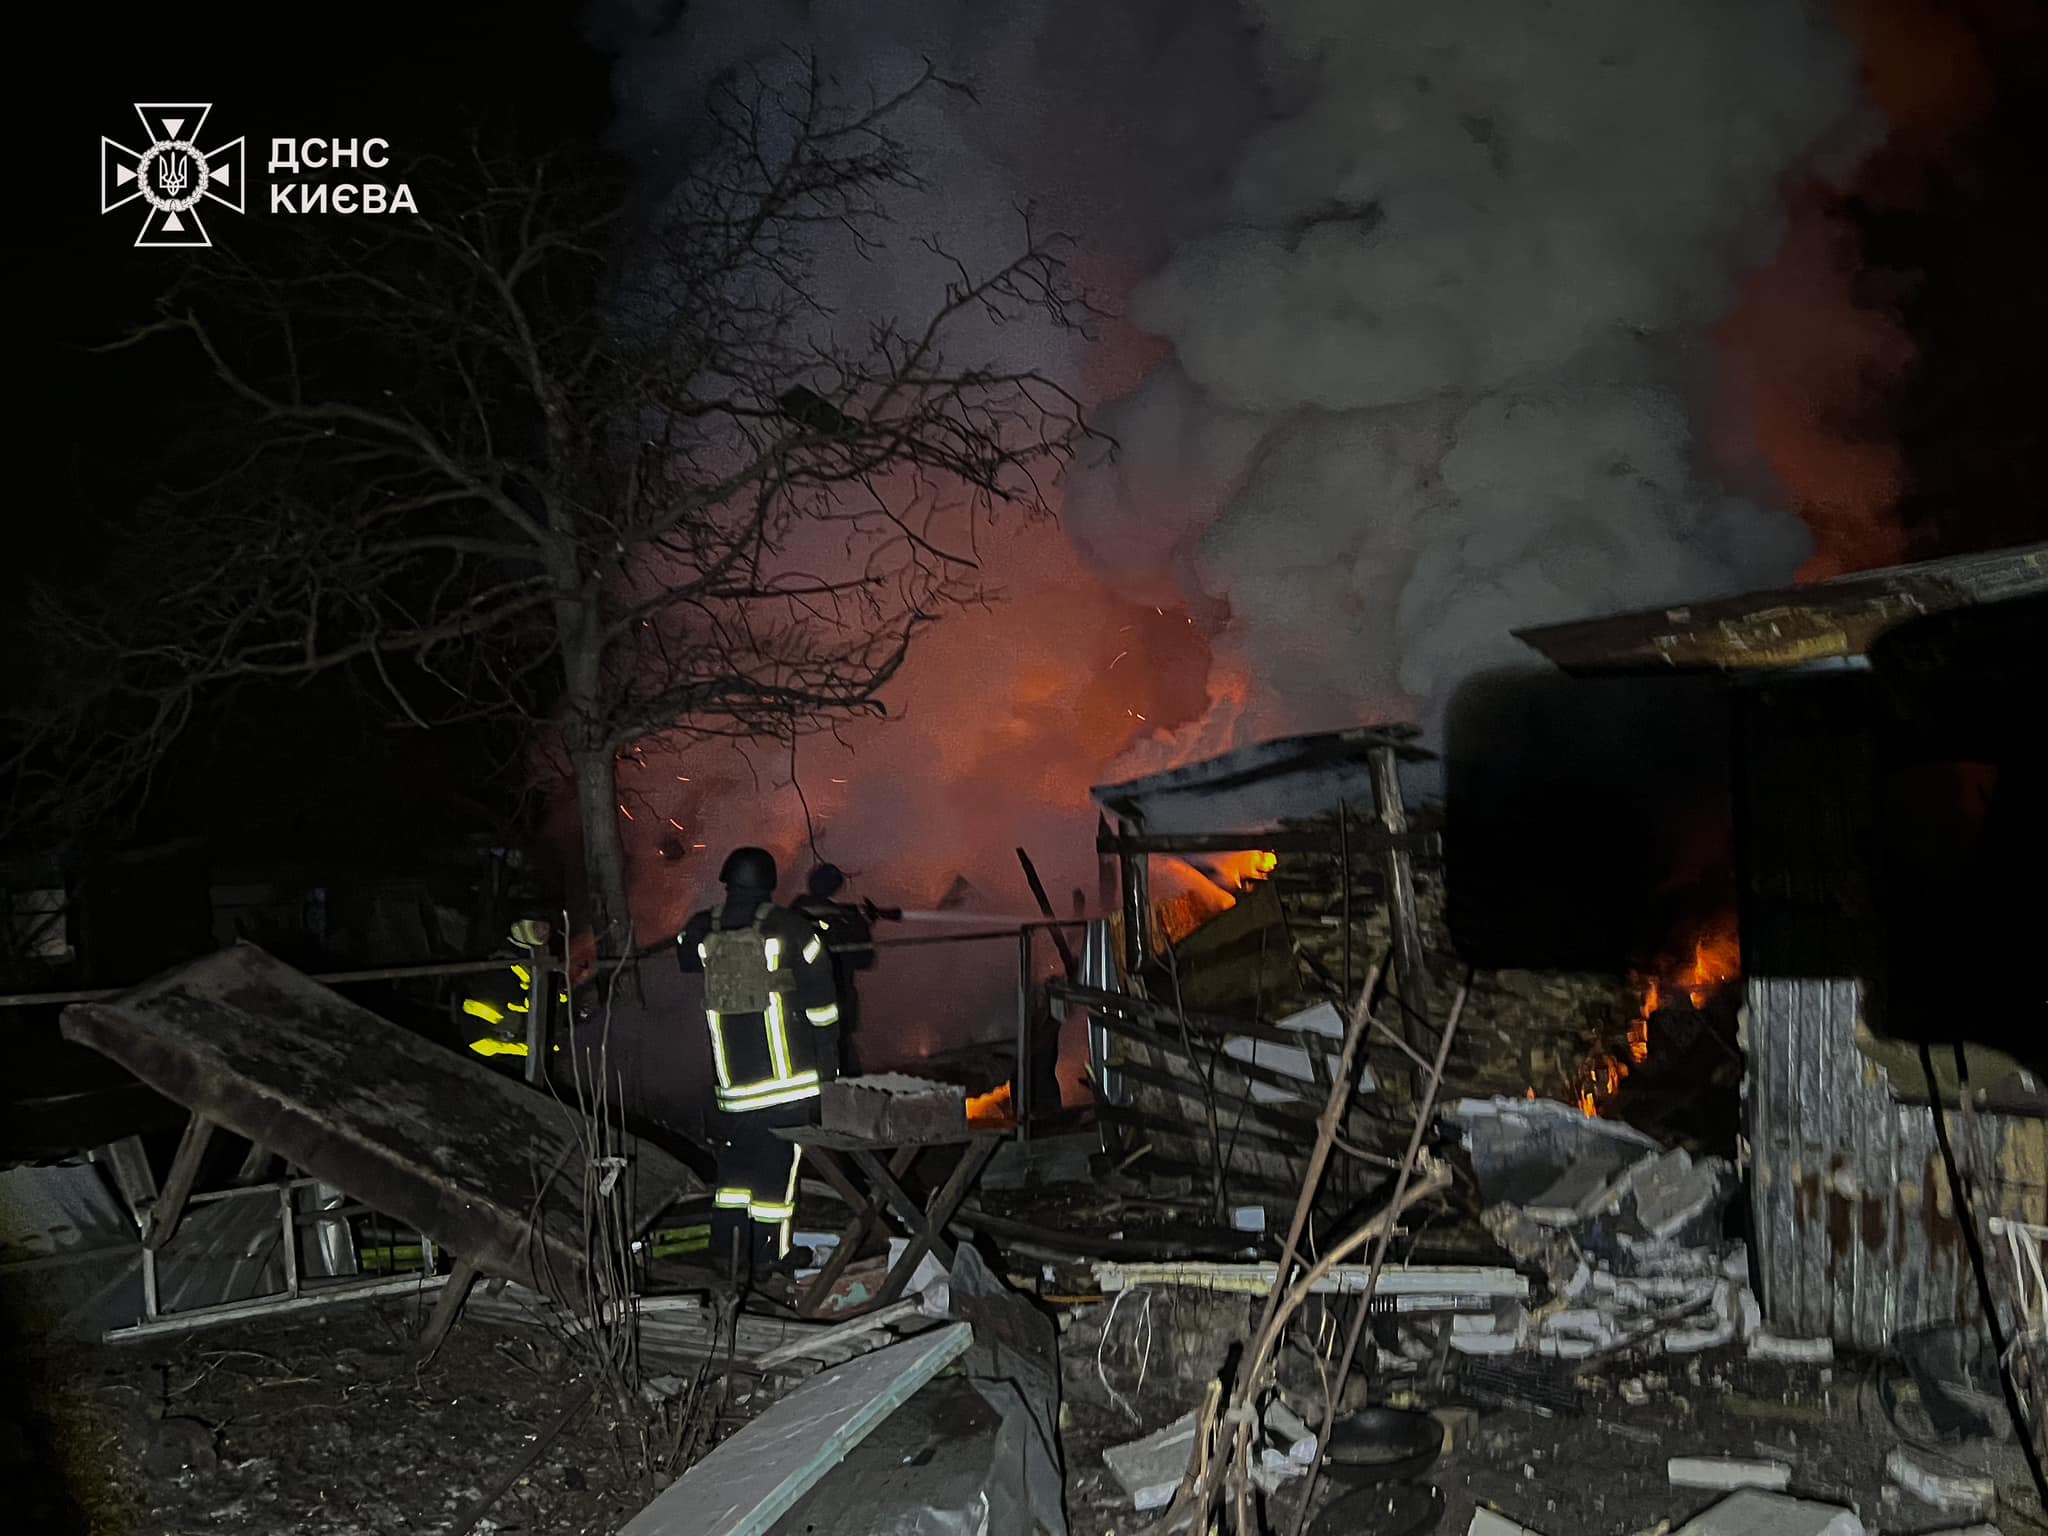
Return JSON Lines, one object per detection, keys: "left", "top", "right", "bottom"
{"left": 10, "top": 61, "right": 1095, "bottom": 947}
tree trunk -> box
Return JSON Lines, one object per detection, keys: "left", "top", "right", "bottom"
{"left": 556, "top": 589, "right": 632, "bottom": 954}
{"left": 570, "top": 740, "right": 631, "bottom": 952}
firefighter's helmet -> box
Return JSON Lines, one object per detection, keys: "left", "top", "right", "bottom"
{"left": 719, "top": 846, "right": 778, "bottom": 891}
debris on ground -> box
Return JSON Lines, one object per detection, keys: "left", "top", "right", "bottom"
{"left": 1445, "top": 1096, "right": 1831, "bottom": 1368}
{"left": 1883, "top": 1448, "right": 1997, "bottom": 1517}
{"left": 1669, "top": 1490, "right": 1865, "bottom": 1536}
{"left": 1667, "top": 1454, "right": 1792, "bottom": 1491}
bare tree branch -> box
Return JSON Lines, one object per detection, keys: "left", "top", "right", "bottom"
{"left": 8, "top": 57, "right": 1104, "bottom": 947}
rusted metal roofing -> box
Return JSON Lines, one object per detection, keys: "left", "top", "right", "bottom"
{"left": 1514, "top": 543, "right": 2046, "bottom": 676}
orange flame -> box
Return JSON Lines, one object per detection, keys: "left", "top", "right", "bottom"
{"left": 966, "top": 1082, "right": 1014, "bottom": 1128}
{"left": 1211, "top": 850, "right": 1278, "bottom": 891}
{"left": 1150, "top": 851, "right": 1278, "bottom": 946}
{"left": 1580, "top": 914, "right": 1741, "bottom": 1117}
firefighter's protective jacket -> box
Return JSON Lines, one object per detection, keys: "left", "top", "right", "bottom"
{"left": 456, "top": 959, "right": 567, "bottom": 1059}
{"left": 677, "top": 901, "right": 842, "bottom": 1112}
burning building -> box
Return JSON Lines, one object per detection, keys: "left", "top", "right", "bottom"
{"left": 1520, "top": 541, "right": 2048, "bottom": 1349}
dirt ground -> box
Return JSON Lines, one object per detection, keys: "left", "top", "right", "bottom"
{"left": 11, "top": 1292, "right": 2042, "bottom": 1536}
{"left": 1060, "top": 1341, "right": 2044, "bottom": 1536}
{"left": 20, "top": 1303, "right": 692, "bottom": 1536}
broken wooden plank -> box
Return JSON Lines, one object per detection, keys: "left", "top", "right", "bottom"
{"left": 1370, "top": 742, "right": 1432, "bottom": 1083}
{"left": 753, "top": 1297, "right": 926, "bottom": 1370}
{"left": 616, "top": 1322, "right": 972, "bottom": 1536}
{"left": 143, "top": 1114, "right": 216, "bottom": 1251}
{"left": 464, "top": 1284, "right": 843, "bottom": 1372}
{"left": 61, "top": 945, "right": 703, "bottom": 1302}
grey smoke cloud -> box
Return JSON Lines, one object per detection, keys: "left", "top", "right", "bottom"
{"left": 587, "top": 0, "right": 1866, "bottom": 953}
{"left": 1065, "top": 0, "right": 1860, "bottom": 738}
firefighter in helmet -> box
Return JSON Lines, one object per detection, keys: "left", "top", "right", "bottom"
{"left": 677, "top": 848, "right": 843, "bottom": 1276}
{"left": 457, "top": 919, "right": 567, "bottom": 1067}
{"left": 791, "top": 863, "right": 893, "bottom": 1077}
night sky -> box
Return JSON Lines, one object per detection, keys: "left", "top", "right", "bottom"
{"left": 27, "top": 2, "right": 611, "bottom": 861}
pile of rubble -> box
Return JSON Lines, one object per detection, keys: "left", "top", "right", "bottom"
{"left": 1441, "top": 1097, "right": 1828, "bottom": 1365}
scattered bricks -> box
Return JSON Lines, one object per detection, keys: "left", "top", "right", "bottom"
{"left": 1671, "top": 1491, "right": 1865, "bottom": 1536}
{"left": 1884, "top": 1450, "right": 1995, "bottom": 1518}
{"left": 1669, "top": 1456, "right": 1793, "bottom": 1491}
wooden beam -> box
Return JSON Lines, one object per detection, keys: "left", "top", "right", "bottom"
{"left": 1050, "top": 980, "right": 1417, "bottom": 1067}
{"left": 419, "top": 1257, "right": 479, "bottom": 1358}
{"left": 1014, "top": 847, "right": 1078, "bottom": 974}
{"left": 143, "top": 1114, "right": 217, "bottom": 1251}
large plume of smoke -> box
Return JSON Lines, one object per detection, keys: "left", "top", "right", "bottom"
{"left": 1065, "top": 0, "right": 1864, "bottom": 742}
{"left": 586, "top": 1, "right": 1869, "bottom": 978}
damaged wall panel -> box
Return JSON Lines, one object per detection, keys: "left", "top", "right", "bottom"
{"left": 1746, "top": 975, "right": 2046, "bottom": 1350}
{"left": 1737, "top": 679, "right": 2047, "bottom": 1349}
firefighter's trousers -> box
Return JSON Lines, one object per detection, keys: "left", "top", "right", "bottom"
{"left": 711, "top": 1100, "right": 811, "bottom": 1273}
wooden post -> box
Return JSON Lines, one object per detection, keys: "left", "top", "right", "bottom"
{"left": 1368, "top": 745, "right": 1431, "bottom": 1090}
{"left": 143, "top": 1114, "right": 217, "bottom": 1251}
{"left": 1096, "top": 820, "right": 1117, "bottom": 921}
{"left": 419, "top": 1256, "right": 479, "bottom": 1357}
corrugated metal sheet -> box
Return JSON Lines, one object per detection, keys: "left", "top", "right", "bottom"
{"left": 1746, "top": 974, "right": 2047, "bottom": 1349}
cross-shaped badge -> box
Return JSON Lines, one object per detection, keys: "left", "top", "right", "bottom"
{"left": 101, "top": 103, "right": 245, "bottom": 248}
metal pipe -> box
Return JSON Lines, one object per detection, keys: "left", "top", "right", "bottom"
{"left": 871, "top": 921, "right": 1085, "bottom": 951}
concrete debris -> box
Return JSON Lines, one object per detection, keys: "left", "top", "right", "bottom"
{"left": 1103, "top": 1404, "right": 1311, "bottom": 1511}
{"left": 1469, "top": 1510, "right": 1550, "bottom": 1536}
{"left": 1668, "top": 1456, "right": 1793, "bottom": 1491}
{"left": 1452, "top": 1097, "right": 1661, "bottom": 1224}
{"left": 1609, "top": 1149, "right": 1725, "bottom": 1245}
{"left": 1103, "top": 1408, "right": 1201, "bottom": 1511}
{"left": 1884, "top": 1450, "right": 1996, "bottom": 1516}
{"left": 1670, "top": 1491, "right": 1864, "bottom": 1536}
{"left": 1450, "top": 1097, "right": 1783, "bottom": 1361}
{"left": 1746, "top": 1333, "right": 1833, "bottom": 1364}
{"left": 1264, "top": 1398, "right": 1318, "bottom": 1464}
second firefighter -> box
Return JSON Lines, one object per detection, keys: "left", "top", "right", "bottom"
{"left": 676, "top": 846, "right": 843, "bottom": 1275}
